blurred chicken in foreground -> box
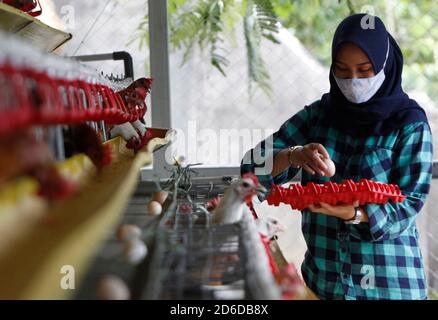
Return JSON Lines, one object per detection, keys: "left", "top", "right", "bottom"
{"left": 0, "top": 130, "right": 75, "bottom": 200}
{"left": 64, "top": 124, "right": 112, "bottom": 170}
{"left": 0, "top": 123, "right": 112, "bottom": 200}
{"left": 275, "top": 263, "right": 306, "bottom": 299}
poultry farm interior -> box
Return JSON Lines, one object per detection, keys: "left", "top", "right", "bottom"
{"left": 1, "top": 0, "right": 438, "bottom": 308}
{"left": 0, "top": 0, "right": 313, "bottom": 301}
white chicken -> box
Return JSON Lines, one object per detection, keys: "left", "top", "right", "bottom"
{"left": 256, "top": 216, "right": 287, "bottom": 240}
{"left": 131, "top": 120, "right": 147, "bottom": 136}
{"left": 109, "top": 122, "right": 140, "bottom": 142}
{"left": 210, "top": 173, "right": 266, "bottom": 225}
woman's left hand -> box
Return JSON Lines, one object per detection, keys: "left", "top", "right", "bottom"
{"left": 308, "top": 201, "right": 359, "bottom": 221}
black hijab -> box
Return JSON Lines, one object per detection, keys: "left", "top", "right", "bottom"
{"left": 321, "top": 14, "right": 428, "bottom": 136}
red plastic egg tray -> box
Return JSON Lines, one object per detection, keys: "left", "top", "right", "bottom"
{"left": 265, "top": 179, "right": 406, "bottom": 210}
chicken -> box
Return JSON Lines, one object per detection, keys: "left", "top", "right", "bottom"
{"left": 124, "top": 87, "right": 148, "bottom": 119}
{"left": 198, "top": 175, "right": 268, "bottom": 288}
{"left": 32, "top": 165, "right": 76, "bottom": 200}
{"left": 210, "top": 173, "right": 266, "bottom": 225}
{"left": 206, "top": 197, "right": 286, "bottom": 238}
{"left": 109, "top": 122, "right": 139, "bottom": 142}
{"left": 0, "top": 131, "right": 52, "bottom": 186}
{"left": 64, "top": 124, "right": 112, "bottom": 169}
{"left": 109, "top": 78, "right": 154, "bottom": 151}
{"left": 256, "top": 216, "right": 287, "bottom": 241}
{"left": 117, "top": 78, "right": 153, "bottom": 101}
{"left": 131, "top": 119, "right": 147, "bottom": 137}
{"left": 0, "top": 130, "right": 76, "bottom": 200}
{"left": 274, "top": 263, "right": 306, "bottom": 300}
{"left": 109, "top": 121, "right": 153, "bottom": 152}
{"left": 257, "top": 216, "right": 287, "bottom": 275}
{"left": 117, "top": 77, "right": 152, "bottom": 124}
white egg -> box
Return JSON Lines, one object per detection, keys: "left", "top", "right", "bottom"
{"left": 152, "top": 190, "right": 168, "bottom": 204}
{"left": 319, "top": 154, "right": 336, "bottom": 177}
{"left": 116, "top": 224, "right": 141, "bottom": 242}
{"left": 123, "top": 239, "right": 148, "bottom": 265}
{"left": 96, "top": 275, "right": 130, "bottom": 300}
{"left": 146, "top": 200, "right": 162, "bottom": 215}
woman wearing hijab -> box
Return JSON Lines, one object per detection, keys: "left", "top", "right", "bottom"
{"left": 241, "top": 14, "right": 432, "bottom": 300}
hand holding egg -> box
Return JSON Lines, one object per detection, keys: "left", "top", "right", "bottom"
{"left": 318, "top": 153, "right": 336, "bottom": 177}
{"left": 290, "top": 143, "right": 335, "bottom": 177}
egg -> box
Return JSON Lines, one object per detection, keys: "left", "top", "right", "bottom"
{"left": 116, "top": 224, "right": 141, "bottom": 242}
{"left": 319, "top": 154, "right": 336, "bottom": 177}
{"left": 146, "top": 200, "right": 162, "bottom": 215}
{"left": 123, "top": 239, "right": 148, "bottom": 265}
{"left": 152, "top": 190, "right": 168, "bottom": 204}
{"left": 96, "top": 275, "right": 130, "bottom": 300}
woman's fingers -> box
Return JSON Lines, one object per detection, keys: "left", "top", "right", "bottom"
{"left": 301, "top": 151, "right": 322, "bottom": 174}
{"left": 308, "top": 204, "right": 329, "bottom": 214}
{"left": 310, "top": 162, "right": 325, "bottom": 176}
{"left": 291, "top": 143, "right": 331, "bottom": 176}
{"left": 293, "top": 148, "right": 318, "bottom": 174}
{"left": 303, "top": 164, "right": 315, "bottom": 175}
{"left": 302, "top": 161, "right": 322, "bottom": 176}
{"left": 309, "top": 143, "right": 330, "bottom": 159}
{"left": 319, "top": 202, "right": 333, "bottom": 209}
{"left": 302, "top": 148, "right": 327, "bottom": 175}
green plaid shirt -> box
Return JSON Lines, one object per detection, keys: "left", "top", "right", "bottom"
{"left": 241, "top": 100, "right": 433, "bottom": 300}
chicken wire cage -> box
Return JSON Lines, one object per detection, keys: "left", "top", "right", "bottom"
{"left": 135, "top": 178, "right": 281, "bottom": 300}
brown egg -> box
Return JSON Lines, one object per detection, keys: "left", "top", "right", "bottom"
{"left": 123, "top": 239, "right": 148, "bottom": 265}
{"left": 146, "top": 200, "right": 162, "bottom": 216}
{"left": 320, "top": 155, "right": 336, "bottom": 177}
{"left": 96, "top": 275, "right": 130, "bottom": 300}
{"left": 152, "top": 190, "right": 168, "bottom": 205}
{"left": 116, "top": 224, "right": 141, "bottom": 242}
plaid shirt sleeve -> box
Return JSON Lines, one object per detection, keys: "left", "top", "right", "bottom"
{"left": 350, "top": 121, "right": 433, "bottom": 242}
{"left": 240, "top": 103, "right": 316, "bottom": 192}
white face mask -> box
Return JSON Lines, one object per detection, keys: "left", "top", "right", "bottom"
{"left": 333, "top": 40, "right": 389, "bottom": 104}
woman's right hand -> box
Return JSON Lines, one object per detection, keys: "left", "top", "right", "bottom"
{"left": 290, "top": 143, "right": 333, "bottom": 176}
